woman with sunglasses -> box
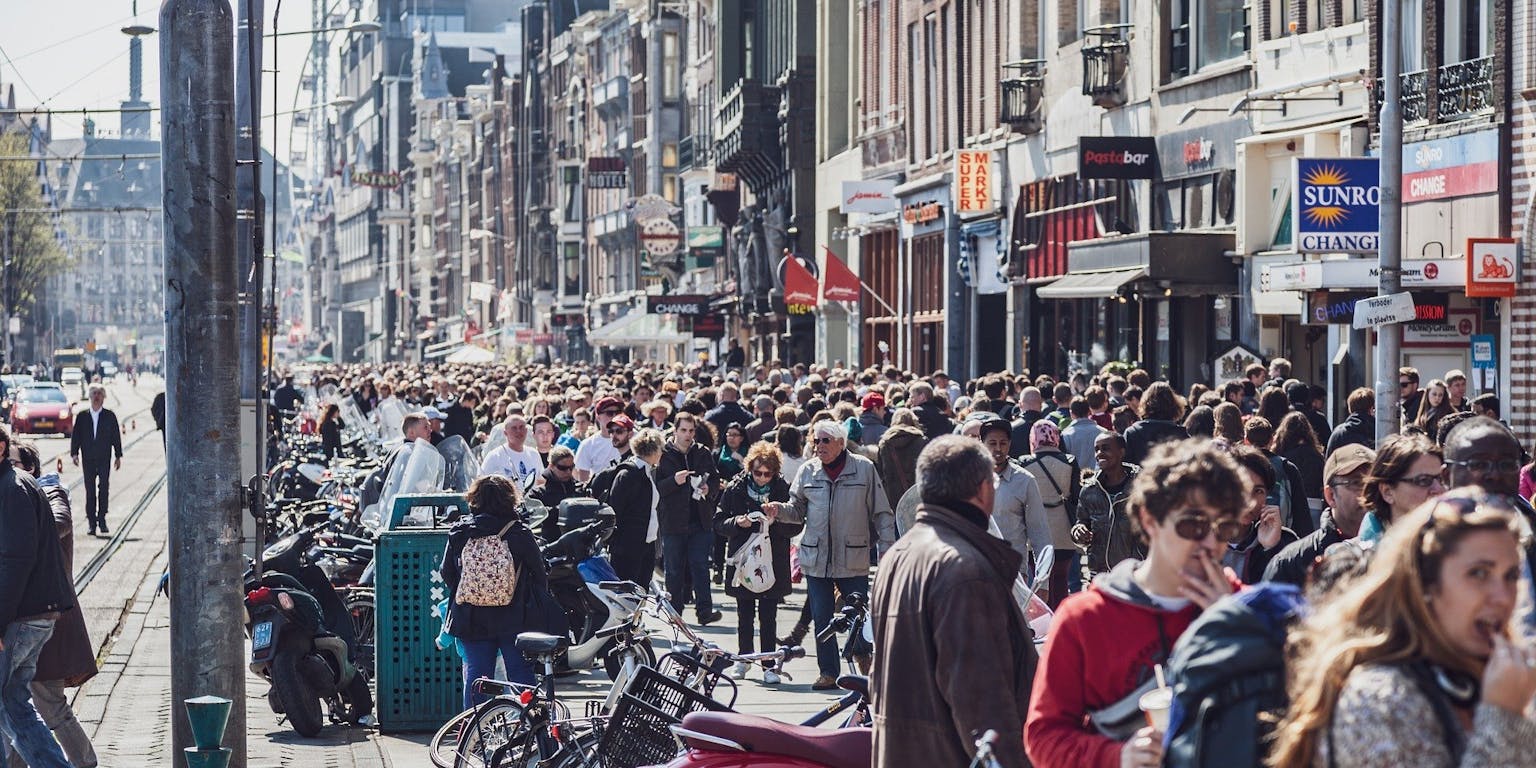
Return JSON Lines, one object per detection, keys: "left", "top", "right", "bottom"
{"left": 1026, "top": 439, "right": 1248, "bottom": 768}
{"left": 1269, "top": 489, "right": 1536, "bottom": 767}
{"left": 714, "top": 442, "right": 803, "bottom": 684}
{"left": 1360, "top": 433, "right": 1445, "bottom": 542}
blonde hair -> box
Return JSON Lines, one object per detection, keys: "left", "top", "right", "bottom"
{"left": 1268, "top": 490, "right": 1524, "bottom": 767}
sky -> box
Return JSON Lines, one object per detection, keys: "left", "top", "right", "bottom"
{"left": 3, "top": 0, "right": 318, "bottom": 158}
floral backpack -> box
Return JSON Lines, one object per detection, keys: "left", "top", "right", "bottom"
{"left": 456, "top": 520, "right": 521, "bottom": 606}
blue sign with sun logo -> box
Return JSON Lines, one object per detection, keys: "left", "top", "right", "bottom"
{"left": 1293, "top": 158, "right": 1381, "bottom": 254}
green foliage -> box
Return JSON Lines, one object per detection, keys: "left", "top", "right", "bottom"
{"left": 0, "top": 132, "right": 66, "bottom": 319}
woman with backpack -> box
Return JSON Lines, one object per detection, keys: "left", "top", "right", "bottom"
{"left": 440, "top": 474, "right": 561, "bottom": 709}
{"left": 713, "top": 442, "right": 803, "bottom": 684}
{"left": 1025, "top": 439, "right": 1248, "bottom": 768}
{"left": 1269, "top": 489, "right": 1536, "bottom": 767}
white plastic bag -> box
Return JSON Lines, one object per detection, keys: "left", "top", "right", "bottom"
{"left": 731, "top": 531, "right": 776, "bottom": 594}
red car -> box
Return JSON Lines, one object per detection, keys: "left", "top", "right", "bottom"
{"left": 9, "top": 385, "right": 75, "bottom": 437}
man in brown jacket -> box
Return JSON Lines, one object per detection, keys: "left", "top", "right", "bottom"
{"left": 871, "top": 435, "right": 1036, "bottom": 768}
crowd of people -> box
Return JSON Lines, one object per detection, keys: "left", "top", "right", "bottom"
{"left": 266, "top": 354, "right": 1536, "bottom": 767}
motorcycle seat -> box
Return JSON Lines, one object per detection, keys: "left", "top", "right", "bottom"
{"left": 676, "top": 711, "right": 871, "bottom": 768}
{"left": 514, "top": 632, "right": 570, "bottom": 657}
{"left": 835, "top": 674, "right": 868, "bottom": 699}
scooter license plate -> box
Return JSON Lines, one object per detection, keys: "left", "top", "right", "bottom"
{"left": 252, "top": 621, "right": 274, "bottom": 650}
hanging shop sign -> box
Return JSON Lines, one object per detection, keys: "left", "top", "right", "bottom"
{"left": 646, "top": 295, "right": 710, "bottom": 315}
{"left": 1305, "top": 291, "right": 1448, "bottom": 326}
{"left": 586, "top": 156, "right": 629, "bottom": 189}
{"left": 1293, "top": 157, "right": 1381, "bottom": 253}
{"left": 628, "top": 194, "right": 681, "bottom": 224}
{"left": 1211, "top": 345, "right": 1263, "bottom": 383}
{"left": 639, "top": 218, "right": 683, "bottom": 257}
{"left": 1078, "top": 136, "right": 1159, "bottom": 180}
{"left": 1465, "top": 238, "right": 1519, "bottom": 298}
{"left": 902, "top": 201, "right": 944, "bottom": 224}
{"left": 1401, "top": 131, "right": 1499, "bottom": 203}
{"left": 954, "top": 150, "right": 995, "bottom": 213}
{"left": 840, "top": 180, "right": 899, "bottom": 214}
{"left": 349, "top": 168, "right": 403, "bottom": 188}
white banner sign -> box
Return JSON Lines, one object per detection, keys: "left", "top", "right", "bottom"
{"left": 839, "top": 180, "right": 899, "bottom": 214}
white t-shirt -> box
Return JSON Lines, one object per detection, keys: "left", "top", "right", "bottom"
{"left": 481, "top": 444, "right": 544, "bottom": 485}
{"left": 575, "top": 435, "right": 621, "bottom": 475}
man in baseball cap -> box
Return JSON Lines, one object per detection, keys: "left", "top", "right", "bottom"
{"left": 421, "top": 406, "right": 448, "bottom": 445}
{"left": 575, "top": 397, "right": 627, "bottom": 481}
{"left": 860, "top": 392, "right": 889, "bottom": 445}
{"left": 1262, "top": 443, "right": 1376, "bottom": 586}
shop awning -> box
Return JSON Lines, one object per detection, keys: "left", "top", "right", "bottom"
{"left": 1036, "top": 267, "right": 1148, "bottom": 299}
{"left": 587, "top": 312, "right": 689, "bottom": 347}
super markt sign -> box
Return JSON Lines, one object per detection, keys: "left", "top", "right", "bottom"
{"left": 1293, "top": 157, "right": 1381, "bottom": 254}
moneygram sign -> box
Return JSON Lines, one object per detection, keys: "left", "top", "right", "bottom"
{"left": 1293, "top": 158, "right": 1381, "bottom": 253}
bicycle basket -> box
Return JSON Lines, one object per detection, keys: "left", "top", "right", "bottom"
{"left": 654, "top": 650, "right": 738, "bottom": 707}
{"left": 595, "top": 666, "right": 730, "bottom": 768}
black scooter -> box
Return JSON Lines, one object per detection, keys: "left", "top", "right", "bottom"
{"left": 244, "top": 525, "right": 372, "bottom": 737}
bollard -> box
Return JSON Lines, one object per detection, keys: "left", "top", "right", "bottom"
{"left": 183, "top": 696, "right": 233, "bottom": 768}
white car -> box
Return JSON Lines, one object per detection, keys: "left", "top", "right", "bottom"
{"left": 100, "top": 362, "right": 119, "bottom": 380}
{"left": 60, "top": 367, "right": 85, "bottom": 386}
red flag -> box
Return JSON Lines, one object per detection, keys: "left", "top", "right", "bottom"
{"left": 821, "top": 246, "right": 861, "bottom": 303}
{"left": 784, "top": 255, "right": 819, "bottom": 307}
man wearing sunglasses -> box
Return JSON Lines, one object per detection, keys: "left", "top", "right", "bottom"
{"left": 1443, "top": 417, "right": 1533, "bottom": 520}
{"left": 1398, "top": 367, "right": 1423, "bottom": 427}
{"left": 574, "top": 396, "right": 626, "bottom": 482}
{"left": 1263, "top": 444, "right": 1375, "bottom": 587}
{"left": 529, "top": 445, "right": 583, "bottom": 540}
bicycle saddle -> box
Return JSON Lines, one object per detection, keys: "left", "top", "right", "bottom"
{"left": 675, "top": 711, "right": 871, "bottom": 768}
{"left": 515, "top": 632, "right": 570, "bottom": 656}
{"left": 835, "top": 674, "right": 868, "bottom": 699}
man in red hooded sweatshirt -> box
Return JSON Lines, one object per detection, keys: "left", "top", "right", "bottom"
{"left": 1025, "top": 438, "right": 1249, "bottom": 768}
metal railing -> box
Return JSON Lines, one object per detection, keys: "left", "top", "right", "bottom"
{"left": 1436, "top": 55, "right": 1494, "bottom": 120}
{"left": 1082, "top": 25, "right": 1132, "bottom": 106}
{"left": 1000, "top": 59, "right": 1046, "bottom": 132}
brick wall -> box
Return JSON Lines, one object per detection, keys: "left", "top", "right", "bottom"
{"left": 1508, "top": 0, "right": 1536, "bottom": 436}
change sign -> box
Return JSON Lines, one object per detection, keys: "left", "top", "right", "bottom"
{"left": 1294, "top": 158, "right": 1381, "bottom": 253}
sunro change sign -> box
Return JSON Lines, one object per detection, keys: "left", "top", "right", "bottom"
{"left": 1293, "top": 158, "right": 1381, "bottom": 253}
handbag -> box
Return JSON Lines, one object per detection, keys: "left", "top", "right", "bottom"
{"left": 731, "top": 531, "right": 776, "bottom": 594}
{"left": 789, "top": 542, "right": 803, "bottom": 584}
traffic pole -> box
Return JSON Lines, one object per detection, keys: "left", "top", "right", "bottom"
{"left": 1376, "top": 0, "right": 1403, "bottom": 443}
{"left": 160, "top": 1, "right": 247, "bottom": 765}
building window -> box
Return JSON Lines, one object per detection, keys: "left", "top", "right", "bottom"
{"left": 663, "top": 174, "right": 678, "bottom": 203}
{"left": 662, "top": 32, "right": 681, "bottom": 102}
{"left": 662, "top": 142, "right": 679, "bottom": 168}
{"left": 1170, "top": 0, "right": 1249, "bottom": 78}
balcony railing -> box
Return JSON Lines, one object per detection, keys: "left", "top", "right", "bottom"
{"left": 1001, "top": 59, "right": 1046, "bottom": 134}
{"left": 593, "top": 75, "right": 628, "bottom": 115}
{"left": 679, "top": 133, "right": 712, "bottom": 169}
{"left": 1082, "top": 25, "right": 1132, "bottom": 108}
{"left": 1437, "top": 55, "right": 1494, "bottom": 120}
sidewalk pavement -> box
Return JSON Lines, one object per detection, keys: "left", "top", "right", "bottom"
{"left": 81, "top": 570, "right": 848, "bottom": 767}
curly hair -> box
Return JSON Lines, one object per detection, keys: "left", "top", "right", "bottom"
{"left": 745, "top": 441, "right": 783, "bottom": 476}
{"left": 1126, "top": 438, "right": 1252, "bottom": 540}
{"left": 1139, "top": 381, "right": 1184, "bottom": 422}
{"left": 1269, "top": 490, "right": 1523, "bottom": 767}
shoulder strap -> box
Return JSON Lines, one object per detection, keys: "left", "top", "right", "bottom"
{"left": 1025, "top": 455, "right": 1068, "bottom": 500}
{"left": 497, "top": 519, "right": 518, "bottom": 537}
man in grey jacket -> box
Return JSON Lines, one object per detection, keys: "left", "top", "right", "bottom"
{"left": 766, "top": 420, "right": 894, "bottom": 689}
{"left": 978, "top": 415, "right": 1044, "bottom": 576}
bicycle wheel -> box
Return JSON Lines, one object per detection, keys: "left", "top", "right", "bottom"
{"left": 547, "top": 728, "right": 605, "bottom": 768}
{"left": 345, "top": 594, "right": 376, "bottom": 683}
{"left": 453, "top": 700, "right": 537, "bottom": 768}
{"left": 428, "top": 707, "right": 477, "bottom": 768}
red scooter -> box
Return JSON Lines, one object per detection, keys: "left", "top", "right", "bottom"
{"left": 659, "top": 710, "right": 871, "bottom": 768}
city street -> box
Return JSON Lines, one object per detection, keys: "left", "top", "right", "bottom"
{"left": 41, "top": 380, "right": 842, "bottom": 767}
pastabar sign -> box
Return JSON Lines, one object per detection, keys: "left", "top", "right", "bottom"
{"left": 1078, "top": 136, "right": 1159, "bottom": 180}
{"left": 1293, "top": 158, "right": 1381, "bottom": 253}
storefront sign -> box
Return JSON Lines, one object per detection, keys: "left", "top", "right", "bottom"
{"left": 1465, "top": 238, "right": 1519, "bottom": 298}
{"left": 1293, "top": 158, "right": 1381, "bottom": 253}
{"left": 1266, "top": 258, "right": 1466, "bottom": 291}
{"left": 513, "top": 329, "right": 555, "bottom": 345}
{"left": 586, "top": 156, "right": 629, "bottom": 189}
{"left": 902, "top": 201, "right": 944, "bottom": 224}
{"left": 1401, "top": 131, "right": 1499, "bottom": 203}
{"left": 1183, "top": 138, "right": 1215, "bottom": 167}
{"left": 689, "top": 313, "right": 726, "bottom": 339}
{"left": 1471, "top": 334, "right": 1496, "bottom": 369}
{"left": 687, "top": 226, "right": 724, "bottom": 250}
{"left": 1351, "top": 291, "right": 1419, "bottom": 329}
{"left": 639, "top": 219, "right": 682, "bottom": 257}
{"left": 840, "top": 180, "right": 899, "bottom": 214}
{"left": 647, "top": 295, "right": 710, "bottom": 315}
{"left": 1306, "top": 291, "right": 1448, "bottom": 325}
{"left": 349, "top": 168, "right": 403, "bottom": 189}
{"left": 1079, "top": 136, "right": 1159, "bottom": 180}
{"left": 954, "top": 150, "right": 995, "bottom": 213}
{"left": 1404, "top": 309, "right": 1478, "bottom": 347}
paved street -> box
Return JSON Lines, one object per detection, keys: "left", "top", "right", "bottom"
{"left": 42, "top": 380, "right": 851, "bottom": 767}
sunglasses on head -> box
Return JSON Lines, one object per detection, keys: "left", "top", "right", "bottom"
{"left": 1171, "top": 513, "right": 1246, "bottom": 542}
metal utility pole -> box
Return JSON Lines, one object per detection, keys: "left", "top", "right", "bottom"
{"left": 160, "top": 1, "right": 246, "bottom": 764}
{"left": 2, "top": 215, "right": 10, "bottom": 369}
{"left": 1376, "top": 0, "right": 1403, "bottom": 443}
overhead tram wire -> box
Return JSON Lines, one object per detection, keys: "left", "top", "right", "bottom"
{"left": 8, "top": 13, "right": 145, "bottom": 63}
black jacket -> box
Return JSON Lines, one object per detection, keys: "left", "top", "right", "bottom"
{"left": 443, "top": 403, "right": 477, "bottom": 443}
{"left": 1122, "top": 419, "right": 1189, "bottom": 465}
{"left": 1293, "top": 405, "right": 1332, "bottom": 448}
{"left": 1009, "top": 410, "right": 1044, "bottom": 459}
{"left": 0, "top": 461, "right": 76, "bottom": 628}
{"left": 320, "top": 417, "right": 344, "bottom": 460}
{"left": 440, "top": 511, "right": 550, "bottom": 641}
{"left": 151, "top": 392, "right": 166, "bottom": 431}
{"left": 1262, "top": 511, "right": 1349, "bottom": 586}
{"left": 1266, "top": 451, "right": 1318, "bottom": 537}
{"left": 1325, "top": 413, "right": 1375, "bottom": 457}
{"left": 528, "top": 470, "right": 585, "bottom": 541}
{"left": 713, "top": 475, "right": 802, "bottom": 601}
{"left": 607, "top": 460, "right": 657, "bottom": 544}
{"left": 70, "top": 408, "right": 123, "bottom": 464}
{"left": 913, "top": 401, "right": 955, "bottom": 441}
{"left": 704, "top": 401, "right": 753, "bottom": 440}
{"left": 655, "top": 441, "right": 719, "bottom": 535}
{"left": 1280, "top": 442, "right": 1325, "bottom": 503}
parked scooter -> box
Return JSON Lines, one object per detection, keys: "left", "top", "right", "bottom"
{"left": 663, "top": 711, "right": 871, "bottom": 768}
{"left": 538, "top": 501, "right": 654, "bottom": 678}
{"left": 244, "top": 525, "right": 373, "bottom": 737}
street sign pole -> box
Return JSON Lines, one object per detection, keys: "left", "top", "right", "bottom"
{"left": 1377, "top": 0, "right": 1403, "bottom": 442}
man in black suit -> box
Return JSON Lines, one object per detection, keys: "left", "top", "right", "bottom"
{"left": 70, "top": 385, "right": 122, "bottom": 536}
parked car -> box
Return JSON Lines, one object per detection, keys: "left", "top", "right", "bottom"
{"left": 10, "top": 384, "right": 75, "bottom": 437}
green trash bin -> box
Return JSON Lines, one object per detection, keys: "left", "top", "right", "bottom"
{"left": 374, "top": 493, "right": 469, "bottom": 732}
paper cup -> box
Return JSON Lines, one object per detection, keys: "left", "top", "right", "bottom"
{"left": 1139, "top": 687, "right": 1172, "bottom": 733}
